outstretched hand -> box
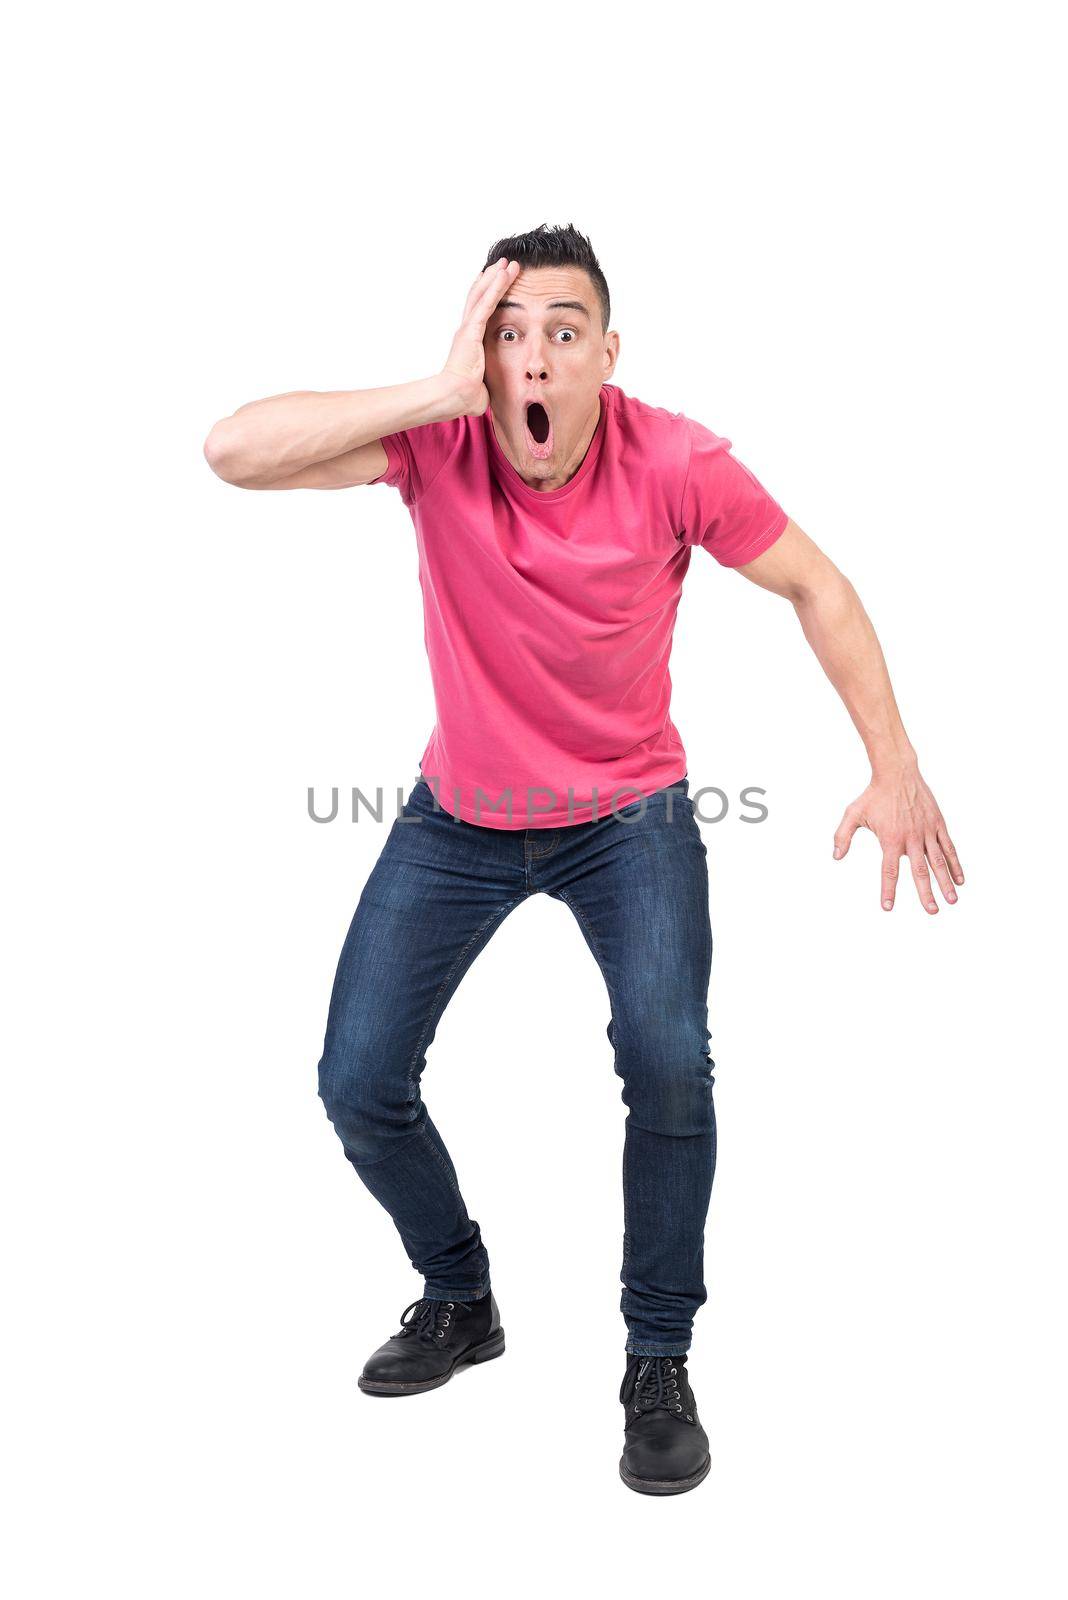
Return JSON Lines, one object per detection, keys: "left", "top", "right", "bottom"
{"left": 833, "top": 766, "right": 964, "bottom": 913}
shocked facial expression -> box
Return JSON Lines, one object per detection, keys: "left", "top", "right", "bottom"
{"left": 484, "top": 265, "right": 619, "bottom": 491}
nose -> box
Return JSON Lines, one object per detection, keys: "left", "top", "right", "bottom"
{"left": 525, "top": 345, "right": 550, "bottom": 382}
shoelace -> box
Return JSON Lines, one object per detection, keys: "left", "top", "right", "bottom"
{"left": 620, "top": 1355, "right": 694, "bottom": 1422}
{"left": 396, "top": 1298, "right": 456, "bottom": 1344}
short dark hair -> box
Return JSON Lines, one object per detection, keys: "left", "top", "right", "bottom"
{"left": 482, "top": 222, "right": 610, "bottom": 334}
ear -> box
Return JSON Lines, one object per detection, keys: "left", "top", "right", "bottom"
{"left": 603, "top": 329, "right": 620, "bottom": 377}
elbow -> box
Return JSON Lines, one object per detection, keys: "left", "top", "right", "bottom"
{"left": 792, "top": 567, "right": 855, "bottom": 617}
{"left": 784, "top": 578, "right": 814, "bottom": 608}
{"left": 203, "top": 419, "right": 254, "bottom": 485}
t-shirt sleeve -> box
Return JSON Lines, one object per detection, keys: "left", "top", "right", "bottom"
{"left": 677, "top": 417, "right": 789, "bottom": 567}
{"left": 368, "top": 416, "right": 465, "bottom": 510}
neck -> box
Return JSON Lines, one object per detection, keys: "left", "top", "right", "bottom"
{"left": 493, "top": 392, "right": 602, "bottom": 492}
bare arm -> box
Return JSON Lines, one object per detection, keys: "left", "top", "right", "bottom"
{"left": 202, "top": 258, "right": 522, "bottom": 490}
{"left": 737, "top": 519, "right": 965, "bottom": 913}
{"left": 202, "top": 378, "right": 458, "bottom": 489}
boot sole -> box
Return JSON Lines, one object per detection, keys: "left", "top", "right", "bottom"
{"left": 357, "top": 1327, "right": 506, "bottom": 1395}
{"left": 619, "top": 1454, "right": 711, "bottom": 1496}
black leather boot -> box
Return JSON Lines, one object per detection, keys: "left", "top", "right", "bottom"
{"left": 618, "top": 1353, "right": 711, "bottom": 1494}
{"left": 357, "top": 1291, "right": 505, "bottom": 1395}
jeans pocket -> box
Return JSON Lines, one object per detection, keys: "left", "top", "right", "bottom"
{"left": 402, "top": 777, "right": 439, "bottom": 818}
{"left": 654, "top": 774, "right": 691, "bottom": 809}
{"left": 612, "top": 775, "right": 690, "bottom": 822}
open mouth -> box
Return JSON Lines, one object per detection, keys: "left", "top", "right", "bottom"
{"left": 524, "top": 400, "right": 553, "bottom": 460}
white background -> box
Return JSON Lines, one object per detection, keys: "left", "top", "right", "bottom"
{"left": 4, "top": 1, "right": 1065, "bottom": 1594}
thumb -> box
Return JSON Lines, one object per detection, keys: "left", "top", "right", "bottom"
{"left": 833, "top": 808, "right": 861, "bottom": 859}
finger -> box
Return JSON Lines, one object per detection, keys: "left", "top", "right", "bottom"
{"left": 466, "top": 256, "right": 511, "bottom": 312}
{"left": 925, "top": 832, "right": 958, "bottom": 905}
{"left": 881, "top": 848, "right": 901, "bottom": 911}
{"left": 907, "top": 839, "right": 938, "bottom": 914}
{"left": 469, "top": 258, "right": 518, "bottom": 324}
{"left": 460, "top": 259, "right": 508, "bottom": 324}
{"left": 462, "top": 258, "right": 508, "bottom": 321}
{"left": 833, "top": 807, "right": 862, "bottom": 859}
{"left": 937, "top": 824, "right": 965, "bottom": 886}
{"left": 474, "top": 257, "right": 509, "bottom": 291}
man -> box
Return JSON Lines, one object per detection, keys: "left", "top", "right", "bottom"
{"left": 204, "top": 223, "right": 963, "bottom": 1496}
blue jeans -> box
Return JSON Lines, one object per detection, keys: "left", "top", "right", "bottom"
{"left": 317, "top": 774, "right": 716, "bottom": 1356}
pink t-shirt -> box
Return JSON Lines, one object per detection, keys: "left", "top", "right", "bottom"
{"left": 370, "top": 381, "right": 788, "bottom": 828}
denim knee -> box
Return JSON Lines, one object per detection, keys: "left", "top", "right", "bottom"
{"left": 317, "top": 1027, "right": 416, "bottom": 1164}
{"left": 610, "top": 1012, "right": 715, "bottom": 1138}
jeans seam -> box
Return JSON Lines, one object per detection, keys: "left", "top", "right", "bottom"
{"left": 526, "top": 831, "right": 560, "bottom": 858}
{"left": 403, "top": 896, "right": 525, "bottom": 1195}
{"left": 553, "top": 886, "right": 613, "bottom": 987}
{"left": 346, "top": 1122, "right": 426, "bottom": 1171}
{"left": 626, "top": 1343, "right": 691, "bottom": 1357}
{"left": 416, "top": 1124, "right": 464, "bottom": 1206}
{"left": 554, "top": 886, "right": 630, "bottom": 1281}
{"left": 621, "top": 1115, "right": 631, "bottom": 1280}
{"left": 422, "top": 1285, "right": 491, "bottom": 1300}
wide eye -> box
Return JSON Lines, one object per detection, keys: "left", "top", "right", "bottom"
{"left": 556, "top": 329, "right": 576, "bottom": 342}
{"left": 498, "top": 329, "right": 518, "bottom": 342}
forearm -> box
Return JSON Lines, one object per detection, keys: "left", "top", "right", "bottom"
{"left": 742, "top": 519, "right": 962, "bottom": 908}
{"left": 793, "top": 572, "right": 917, "bottom": 776}
{"left": 203, "top": 373, "right": 464, "bottom": 485}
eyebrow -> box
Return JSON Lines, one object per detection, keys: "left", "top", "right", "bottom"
{"left": 493, "top": 299, "right": 591, "bottom": 320}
